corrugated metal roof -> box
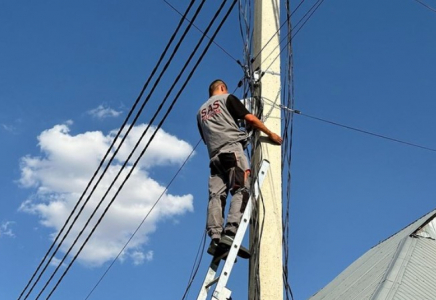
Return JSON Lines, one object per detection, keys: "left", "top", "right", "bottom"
{"left": 310, "top": 209, "right": 436, "bottom": 300}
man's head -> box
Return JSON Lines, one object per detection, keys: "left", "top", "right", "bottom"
{"left": 209, "top": 79, "right": 228, "bottom": 97}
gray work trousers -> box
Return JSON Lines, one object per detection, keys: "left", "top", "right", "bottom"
{"left": 207, "top": 142, "right": 251, "bottom": 240}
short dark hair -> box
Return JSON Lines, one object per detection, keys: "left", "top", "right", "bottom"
{"left": 209, "top": 79, "right": 227, "bottom": 96}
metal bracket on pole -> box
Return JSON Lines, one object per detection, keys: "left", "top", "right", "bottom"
{"left": 253, "top": 70, "right": 261, "bottom": 84}
{"left": 197, "top": 160, "right": 270, "bottom": 300}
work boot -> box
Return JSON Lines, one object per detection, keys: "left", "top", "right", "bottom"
{"left": 219, "top": 234, "right": 251, "bottom": 259}
{"left": 207, "top": 238, "right": 232, "bottom": 260}
{"left": 207, "top": 238, "right": 220, "bottom": 256}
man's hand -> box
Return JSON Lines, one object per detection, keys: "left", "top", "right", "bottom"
{"left": 267, "top": 132, "right": 283, "bottom": 145}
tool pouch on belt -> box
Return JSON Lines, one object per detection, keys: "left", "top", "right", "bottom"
{"left": 217, "top": 152, "right": 246, "bottom": 196}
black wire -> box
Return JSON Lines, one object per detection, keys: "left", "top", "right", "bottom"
{"left": 255, "top": 179, "right": 267, "bottom": 300}
{"left": 263, "top": 98, "right": 436, "bottom": 153}
{"left": 162, "top": 0, "right": 239, "bottom": 63}
{"left": 261, "top": 0, "right": 326, "bottom": 79}
{"left": 18, "top": 2, "right": 198, "bottom": 299}
{"left": 243, "top": 63, "right": 265, "bottom": 299}
{"left": 291, "top": 0, "right": 325, "bottom": 39}
{"left": 42, "top": 0, "right": 217, "bottom": 296}
{"left": 85, "top": 140, "right": 201, "bottom": 300}
{"left": 31, "top": 0, "right": 208, "bottom": 298}
{"left": 414, "top": 0, "right": 436, "bottom": 13}
{"left": 242, "top": 98, "right": 267, "bottom": 299}
{"left": 299, "top": 112, "right": 436, "bottom": 153}
{"left": 237, "top": 0, "right": 253, "bottom": 120}
{"left": 248, "top": 169, "right": 266, "bottom": 300}
{"left": 243, "top": 4, "right": 324, "bottom": 297}
{"left": 251, "top": 0, "right": 308, "bottom": 64}
{"left": 45, "top": 1, "right": 237, "bottom": 298}
{"left": 180, "top": 229, "right": 207, "bottom": 300}
{"left": 240, "top": 1, "right": 304, "bottom": 297}
{"left": 239, "top": 0, "right": 253, "bottom": 65}
{"left": 238, "top": 0, "right": 316, "bottom": 106}
{"left": 281, "top": 1, "right": 295, "bottom": 299}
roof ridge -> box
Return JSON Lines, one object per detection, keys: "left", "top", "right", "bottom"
{"left": 370, "top": 208, "right": 436, "bottom": 250}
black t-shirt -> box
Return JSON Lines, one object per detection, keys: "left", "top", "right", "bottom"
{"left": 226, "top": 94, "right": 250, "bottom": 120}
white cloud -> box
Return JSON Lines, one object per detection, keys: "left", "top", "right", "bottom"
{"left": 145, "top": 250, "right": 153, "bottom": 261}
{"left": 1, "top": 124, "right": 17, "bottom": 133}
{"left": 1, "top": 119, "right": 24, "bottom": 134}
{"left": 18, "top": 122, "right": 194, "bottom": 267}
{"left": 87, "top": 105, "right": 122, "bottom": 119}
{"left": 0, "top": 221, "right": 15, "bottom": 238}
{"left": 130, "top": 250, "right": 153, "bottom": 265}
{"left": 50, "top": 257, "right": 67, "bottom": 268}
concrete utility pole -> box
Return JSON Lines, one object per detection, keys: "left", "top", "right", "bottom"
{"left": 249, "top": 0, "right": 283, "bottom": 299}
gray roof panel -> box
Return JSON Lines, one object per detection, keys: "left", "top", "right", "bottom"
{"left": 310, "top": 209, "right": 436, "bottom": 300}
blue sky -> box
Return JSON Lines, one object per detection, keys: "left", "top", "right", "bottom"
{"left": 1, "top": 1, "right": 436, "bottom": 299}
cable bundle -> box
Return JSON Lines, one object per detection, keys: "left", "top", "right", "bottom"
{"left": 18, "top": 1, "right": 238, "bottom": 299}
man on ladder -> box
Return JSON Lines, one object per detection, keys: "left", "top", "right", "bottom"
{"left": 197, "top": 79, "right": 282, "bottom": 259}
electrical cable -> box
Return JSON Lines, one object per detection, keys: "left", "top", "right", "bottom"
{"left": 85, "top": 139, "right": 201, "bottom": 300}
{"left": 239, "top": 0, "right": 253, "bottom": 67}
{"left": 20, "top": 0, "right": 320, "bottom": 298}
{"left": 25, "top": 0, "right": 326, "bottom": 296}
{"left": 240, "top": 2, "right": 321, "bottom": 297}
{"left": 251, "top": 0, "right": 308, "bottom": 64}
{"left": 247, "top": 94, "right": 267, "bottom": 299}
{"left": 44, "top": 1, "right": 238, "bottom": 298}
{"left": 281, "top": 1, "right": 295, "bottom": 299}
{"left": 240, "top": 0, "right": 295, "bottom": 297}
{"left": 244, "top": 0, "right": 434, "bottom": 297}
{"left": 40, "top": 0, "right": 217, "bottom": 296}
{"left": 237, "top": 3, "right": 265, "bottom": 294}
{"left": 230, "top": 1, "right": 434, "bottom": 298}
{"left": 414, "top": 0, "right": 436, "bottom": 13}
{"left": 254, "top": 181, "right": 267, "bottom": 299}
{"left": 27, "top": 0, "right": 206, "bottom": 297}
{"left": 291, "top": 0, "right": 325, "bottom": 39}
{"left": 180, "top": 229, "right": 207, "bottom": 300}
{"left": 299, "top": 111, "right": 436, "bottom": 152}
{"left": 248, "top": 160, "right": 267, "bottom": 299}
{"left": 18, "top": 2, "right": 199, "bottom": 299}
{"left": 237, "top": 0, "right": 321, "bottom": 112}
{"left": 22, "top": 1, "right": 206, "bottom": 299}
{"left": 260, "top": 0, "right": 326, "bottom": 79}
{"left": 263, "top": 98, "right": 436, "bottom": 153}
{"left": 162, "top": 0, "right": 240, "bottom": 64}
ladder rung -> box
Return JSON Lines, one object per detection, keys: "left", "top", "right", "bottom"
{"left": 205, "top": 277, "right": 220, "bottom": 289}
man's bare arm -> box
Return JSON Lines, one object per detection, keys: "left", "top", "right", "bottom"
{"left": 245, "top": 114, "right": 282, "bottom": 145}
